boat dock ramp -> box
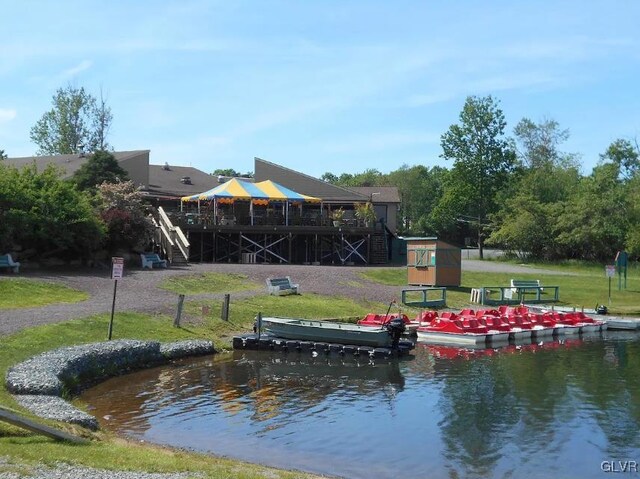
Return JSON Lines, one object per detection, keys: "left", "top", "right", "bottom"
{"left": 232, "top": 334, "right": 414, "bottom": 358}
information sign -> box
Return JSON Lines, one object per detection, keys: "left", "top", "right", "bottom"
{"left": 111, "top": 257, "right": 124, "bottom": 280}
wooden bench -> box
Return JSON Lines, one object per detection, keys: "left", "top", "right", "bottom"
{"left": 0, "top": 254, "right": 20, "bottom": 273}
{"left": 140, "top": 253, "right": 168, "bottom": 269}
{"left": 266, "top": 277, "right": 299, "bottom": 296}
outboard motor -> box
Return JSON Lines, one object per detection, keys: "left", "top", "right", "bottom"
{"left": 385, "top": 318, "right": 406, "bottom": 349}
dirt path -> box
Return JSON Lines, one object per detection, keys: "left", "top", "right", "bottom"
{"left": 0, "top": 260, "right": 558, "bottom": 336}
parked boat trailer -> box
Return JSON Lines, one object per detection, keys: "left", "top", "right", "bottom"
{"left": 232, "top": 334, "right": 414, "bottom": 358}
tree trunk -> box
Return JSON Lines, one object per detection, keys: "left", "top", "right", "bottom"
{"left": 478, "top": 215, "right": 484, "bottom": 259}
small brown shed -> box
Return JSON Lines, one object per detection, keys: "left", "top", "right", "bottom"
{"left": 406, "top": 237, "right": 461, "bottom": 286}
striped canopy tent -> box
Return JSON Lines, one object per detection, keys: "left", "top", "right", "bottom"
{"left": 181, "top": 178, "right": 320, "bottom": 225}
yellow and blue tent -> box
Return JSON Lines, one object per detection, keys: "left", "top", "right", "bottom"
{"left": 181, "top": 178, "right": 320, "bottom": 204}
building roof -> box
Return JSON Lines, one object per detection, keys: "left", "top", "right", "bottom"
{"left": 4, "top": 150, "right": 149, "bottom": 179}
{"left": 347, "top": 186, "right": 401, "bottom": 204}
{"left": 254, "top": 157, "right": 369, "bottom": 202}
{"left": 146, "top": 164, "right": 219, "bottom": 198}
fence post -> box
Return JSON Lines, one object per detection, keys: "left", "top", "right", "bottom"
{"left": 174, "top": 294, "right": 185, "bottom": 327}
{"left": 221, "top": 294, "right": 230, "bottom": 321}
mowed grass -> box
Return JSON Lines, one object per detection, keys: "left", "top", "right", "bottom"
{"left": 0, "top": 278, "right": 88, "bottom": 309}
{"left": 0, "top": 290, "right": 381, "bottom": 478}
{"left": 185, "top": 292, "right": 387, "bottom": 348}
{"left": 159, "top": 272, "right": 260, "bottom": 295}
{"left": 361, "top": 265, "right": 640, "bottom": 315}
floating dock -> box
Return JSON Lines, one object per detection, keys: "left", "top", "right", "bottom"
{"left": 232, "top": 334, "right": 414, "bottom": 358}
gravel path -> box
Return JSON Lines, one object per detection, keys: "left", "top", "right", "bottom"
{"left": 0, "top": 458, "right": 202, "bottom": 479}
{"left": 0, "top": 260, "right": 566, "bottom": 336}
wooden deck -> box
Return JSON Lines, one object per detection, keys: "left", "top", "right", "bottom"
{"left": 183, "top": 223, "right": 388, "bottom": 265}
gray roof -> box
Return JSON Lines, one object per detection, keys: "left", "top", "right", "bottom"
{"left": 4, "top": 150, "right": 149, "bottom": 179}
{"left": 254, "top": 157, "right": 368, "bottom": 202}
{"left": 147, "top": 164, "right": 219, "bottom": 198}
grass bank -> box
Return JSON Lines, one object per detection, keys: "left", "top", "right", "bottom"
{"left": 0, "top": 290, "right": 385, "bottom": 478}
{"left": 0, "top": 278, "right": 88, "bottom": 309}
{"left": 361, "top": 265, "right": 640, "bottom": 315}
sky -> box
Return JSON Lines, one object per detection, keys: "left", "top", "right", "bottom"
{"left": 1, "top": 1, "right": 639, "bottom": 178}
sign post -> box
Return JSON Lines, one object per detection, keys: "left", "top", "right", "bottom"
{"left": 108, "top": 257, "right": 124, "bottom": 340}
{"left": 605, "top": 264, "right": 616, "bottom": 305}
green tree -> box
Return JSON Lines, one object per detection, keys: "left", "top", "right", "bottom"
{"left": 211, "top": 168, "right": 253, "bottom": 177}
{"left": 387, "top": 164, "right": 447, "bottom": 235}
{"left": 487, "top": 193, "right": 560, "bottom": 260}
{"left": 554, "top": 163, "right": 628, "bottom": 261}
{"left": 513, "top": 117, "right": 579, "bottom": 169}
{"left": 30, "top": 85, "right": 113, "bottom": 155}
{"left": 438, "top": 95, "right": 517, "bottom": 257}
{"left": 320, "top": 172, "right": 338, "bottom": 183}
{"left": 625, "top": 175, "right": 640, "bottom": 258}
{"left": 93, "top": 89, "right": 113, "bottom": 151}
{"left": 0, "top": 149, "right": 7, "bottom": 160}
{"left": 599, "top": 138, "right": 640, "bottom": 181}
{"left": 0, "top": 163, "right": 104, "bottom": 259}
{"left": 72, "top": 150, "right": 128, "bottom": 191}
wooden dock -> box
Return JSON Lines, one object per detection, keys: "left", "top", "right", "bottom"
{"left": 232, "top": 334, "right": 414, "bottom": 358}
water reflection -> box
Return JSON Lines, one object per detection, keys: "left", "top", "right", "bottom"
{"left": 81, "top": 333, "right": 640, "bottom": 479}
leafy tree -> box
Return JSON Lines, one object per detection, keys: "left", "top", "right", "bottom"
{"left": 30, "top": 85, "right": 113, "bottom": 155}
{"left": 599, "top": 138, "right": 640, "bottom": 181}
{"left": 554, "top": 163, "right": 628, "bottom": 261}
{"left": 487, "top": 193, "right": 559, "bottom": 260}
{"left": 93, "top": 89, "right": 113, "bottom": 151}
{"left": 513, "top": 117, "right": 579, "bottom": 169}
{"left": 625, "top": 175, "right": 640, "bottom": 258}
{"left": 387, "top": 164, "right": 446, "bottom": 235}
{"left": 438, "top": 95, "right": 517, "bottom": 257}
{"left": 97, "top": 180, "right": 154, "bottom": 254}
{"left": 0, "top": 163, "right": 104, "bottom": 260}
{"left": 320, "top": 172, "right": 338, "bottom": 183}
{"left": 72, "top": 150, "right": 128, "bottom": 191}
{"left": 211, "top": 168, "right": 253, "bottom": 177}
{"left": 0, "top": 149, "right": 7, "bottom": 160}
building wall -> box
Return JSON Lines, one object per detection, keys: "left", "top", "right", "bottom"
{"left": 120, "top": 151, "right": 149, "bottom": 188}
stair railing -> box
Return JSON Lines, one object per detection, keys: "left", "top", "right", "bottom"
{"left": 157, "top": 206, "right": 190, "bottom": 263}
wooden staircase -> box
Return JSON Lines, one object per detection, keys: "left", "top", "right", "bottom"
{"left": 153, "top": 207, "right": 190, "bottom": 265}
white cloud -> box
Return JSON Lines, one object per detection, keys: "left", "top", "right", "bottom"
{"left": 0, "top": 108, "right": 17, "bottom": 123}
{"left": 58, "top": 60, "right": 92, "bottom": 80}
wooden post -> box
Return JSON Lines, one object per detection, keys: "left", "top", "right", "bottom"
{"left": 108, "top": 280, "right": 117, "bottom": 340}
{"left": 174, "top": 294, "right": 185, "bottom": 327}
{"left": 256, "top": 312, "right": 262, "bottom": 340}
{"left": 221, "top": 294, "right": 230, "bottom": 321}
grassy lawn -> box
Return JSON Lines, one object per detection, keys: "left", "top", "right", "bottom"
{"left": 0, "top": 291, "right": 383, "bottom": 478}
{"left": 0, "top": 278, "right": 88, "bottom": 309}
{"left": 361, "top": 265, "right": 640, "bottom": 315}
{"left": 159, "top": 272, "right": 261, "bottom": 295}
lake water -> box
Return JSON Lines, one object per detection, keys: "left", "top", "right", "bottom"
{"left": 81, "top": 331, "right": 640, "bottom": 479}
